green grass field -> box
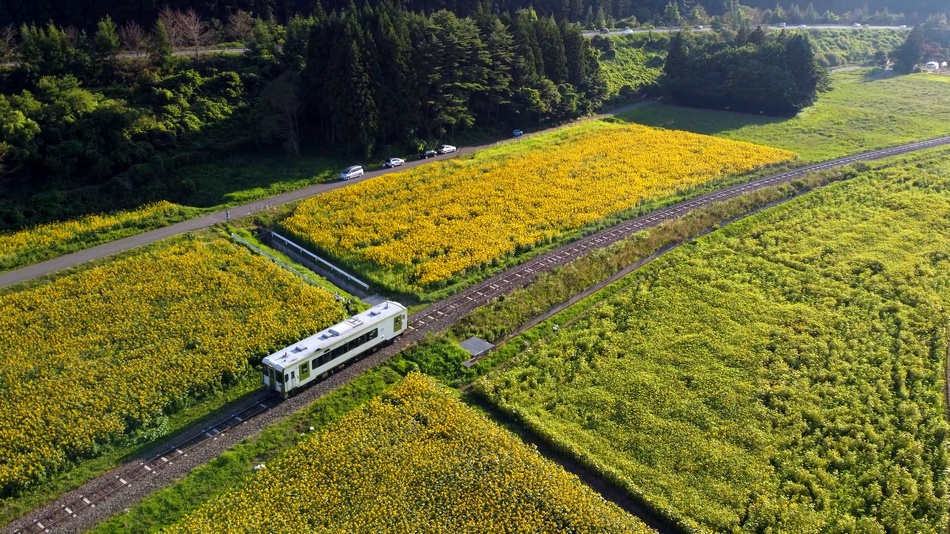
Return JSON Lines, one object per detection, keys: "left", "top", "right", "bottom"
{"left": 618, "top": 71, "right": 950, "bottom": 161}
{"left": 477, "top": 149, "right": 950, "bottom": 532}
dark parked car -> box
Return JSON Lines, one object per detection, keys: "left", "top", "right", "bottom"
{"left": 420, "top": 149, "right": 438, "bottom": 159}
{"left": 599, "top": 27, "right": 610, "bottom": 34}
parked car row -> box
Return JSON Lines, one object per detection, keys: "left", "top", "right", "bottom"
{"left": 340, "top": 145, "right": 460, "bottom": 180}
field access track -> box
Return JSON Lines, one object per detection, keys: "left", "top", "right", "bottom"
{"left": 9, "top": 134, "right": 950, "bottom": 534}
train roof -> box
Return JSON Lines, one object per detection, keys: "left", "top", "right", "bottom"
{"left": 262, "top": 300, "right": 406, "bottom": 372}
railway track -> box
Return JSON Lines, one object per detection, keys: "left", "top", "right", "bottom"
{"left": 12, "top": 135, "right": 950, "bottom": 534}
{"left": 12, "top": 394, "right": 279, "bottom": 534}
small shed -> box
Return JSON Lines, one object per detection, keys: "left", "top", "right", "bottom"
{"left": 460, "top": 337, "right": 495, "bottom": 368}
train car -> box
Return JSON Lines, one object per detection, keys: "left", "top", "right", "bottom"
{"left": 262, "top": 300, "right": 408, "bottom": 397}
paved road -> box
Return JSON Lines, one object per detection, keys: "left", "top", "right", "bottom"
{"left": 583, "top": 23, "right": 908, "bottom": 37}
{"left": 0, "top": 100, "right": 656, "bottom": 290}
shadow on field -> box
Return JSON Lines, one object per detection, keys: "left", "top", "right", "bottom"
{"left": 610, "top": 103, "right": 789, "bottom": 136}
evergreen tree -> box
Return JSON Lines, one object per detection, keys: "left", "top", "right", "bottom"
{"left": 748, "top": 25, "right": 767, "bottom": 45}
{"left": 536, "top": 16, "right": 568, "bottom": 83}
{"left": 282, "top": 14, "right": 315, "bottom": 71}
{"left": 664, "top": 1, "right": 682, "bottom": 26}
{"left": 478, "top": 16, "right": 514, "bottom": 124}
{"left": 510, "top": 9, "right": 544, "bottom": 85}
{"left": 149, "top": 20, "right": 173, "bottom": 71}
{"left": 91, "top": 15, "right": 120, "bottom": 81}
{"left": 893, "top": 25, "right": 924, "bottom": 73}
{"left": 785, "top": 32, "right": 826, "bottom": 110}
{"left": 663, "top": 30, "right": 690, "bottom": 85}
{"left": 93, "top": 16, "right": 120, "bottom": 62}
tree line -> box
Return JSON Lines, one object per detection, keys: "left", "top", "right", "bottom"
{"left": 299, "top": 5, "right": 606, "bottom": 157}
{"left": 3, "top": 0, "right": 946, "bottom": 41}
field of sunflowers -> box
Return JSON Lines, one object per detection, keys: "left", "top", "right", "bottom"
{"left": 0, "top": 201, "right": 194, "bottom": 273}
{"left": 163, "top": 373, "right": 654, "bottom": 533}
{"left": 0, "top": 237, "right": 346, "bottom": 496}
{"left": 476, "top": 152, "right": 950, "bottom": 532}
{"left": 283, "top": 123, "right": 794, "bottom": 292}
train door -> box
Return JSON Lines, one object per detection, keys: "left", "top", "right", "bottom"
{"left": 271, "top": 367, "right": 285, "bottom": 396}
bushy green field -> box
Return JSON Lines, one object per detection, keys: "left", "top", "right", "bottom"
{"left": 619, "top": 71, "right": 950, "bottom": 161}
{"left": 806, "top": 28, "right": 907, "bottom": 67}
{"left": 597, "top": 33, "right": 671, "bottom": 100}
{"left": 477, "top": 151, "right": 950, "bottom": 532}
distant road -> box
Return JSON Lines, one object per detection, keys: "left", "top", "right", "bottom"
{"left": 582, "top": 24, "right": 908, "bottom": 37}
{"left": 0, "top": 100, "right": 659, "bottom": 289}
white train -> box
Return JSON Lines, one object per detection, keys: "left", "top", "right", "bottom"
{"left": 262, "top": 300, "right": 408, "bottom": 397}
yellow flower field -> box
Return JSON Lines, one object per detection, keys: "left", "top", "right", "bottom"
{"left": 164, "top": 373, "right": 653, "bottom": 533}
{"left": 0, "top": 201, "right": 190, "bottom": 272}
{"left": 0, "top": 237, "right": 345, "bottom": 495}
{"left": 284, "top": 123, "right": 795, "bottom": 290}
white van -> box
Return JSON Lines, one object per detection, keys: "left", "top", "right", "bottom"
{"left": 340, "top": 165, "right": 363, "bottom": 180}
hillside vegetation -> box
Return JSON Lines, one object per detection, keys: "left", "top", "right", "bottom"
{"left": 477, "top": 151, "right": 950, "bottom": 532}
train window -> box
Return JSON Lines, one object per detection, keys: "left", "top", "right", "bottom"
{"left": 275, "top": 371, "right": 283, "bottom": 384}
{"left": 369, "top": 328, "right": 378, "bottom": 340}
{"left": 394, "top": 315, "right": 403, "bottom": 331}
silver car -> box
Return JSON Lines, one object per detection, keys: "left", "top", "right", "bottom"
{"left": 339, "top": 165, "right": 364, "bottom": 180}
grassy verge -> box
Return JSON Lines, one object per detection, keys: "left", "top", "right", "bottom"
{"left": 174, "top": 149, "right": 346, "bottom": 209}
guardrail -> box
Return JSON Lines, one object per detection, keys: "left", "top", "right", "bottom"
{"left": 270, "top": 231, "right": 370, "bottom": 291}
